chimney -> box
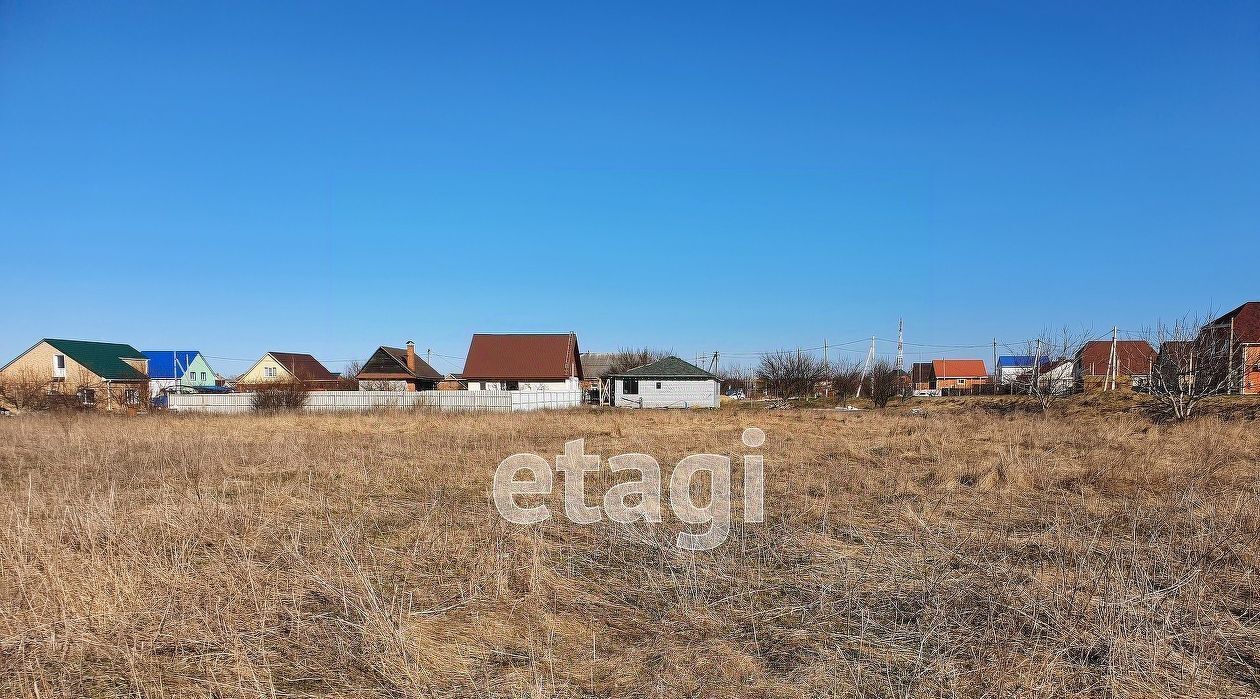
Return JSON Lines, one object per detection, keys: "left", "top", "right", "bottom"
{"left": 406, "top": 340, "right": 416, "bottom": 372}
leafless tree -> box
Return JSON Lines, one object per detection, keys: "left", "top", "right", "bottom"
{"left": 1142, "top": 314, "right": 1233, "bottom": 421}
{"left": 867, "top": 359, "right": 901, "bottom": 408}
{"left": 758, "top": 350, "right": 828, "bottom": 400}
{"left": 1007, "top": 326, "right": 1091, "bottom": 411}
{"left": 608, "top": 347, "right": 673, "bottom": 375}
{"left": 718, "top": 363, "right": 755, "bottom": 397}
{"left": 830, "top": 359, "right": 862, "bottom": 406}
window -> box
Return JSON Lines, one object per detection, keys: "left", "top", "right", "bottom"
{"left": 623, "top": 379, "right": 639, "bottom": 395}
{"left": 53, "top": 355, "right": 65, "bottom": 370}
{"left": 956, "top": 379, "right": 966, "bottom": 386}
{"left": 79, "top": 388, "right": 96, "bottom": 406}
{"left": 655, "top": 382, "right": 662, "bottom": 389}
{"left": 479, "top": 382, "right": 486, "bottom": 390}
{"left": 264, "top": 366, "right": 277, "bottom": 378}
{"left": 123, "top": 389, "right": 139, "bottom": 405}
{"left": 200, "top": 372, "right": 206, "bottom": 382}
{"left": 505, "top": 381, "right": 519, "bottom": 391}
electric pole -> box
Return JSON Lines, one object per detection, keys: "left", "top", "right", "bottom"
{"left": 856, "top": 336, "right": 876, "bottom": 398}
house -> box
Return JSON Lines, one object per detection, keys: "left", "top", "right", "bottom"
{"left": 0, "top": 338, "right": 149, "bottom": 410}
{"left": 996, "top": 356, "right": 1038, "bottom": 388}
{"left": 610, "top": 356, "right": 720, "bottom": 408}
{"left": 932, "top": 359, "right": 990, "bottom": 396}
{"left": 355, "top": 341, "right": 443, "bottom": 391}
{"left": 1025, "top": 359, "right": 1075, "bottom": 396}
{"left": 910, "top": 362, "right": 936, "bottom": 392}
{"left": 236, "top": 352, "right": 341, "bottom": 390}
{"left": 1201, "top": 302, "right": 1260, "bottom": 394}
{"left": 1075, "top": 340, "right": 1156, "bottom": 391}
{"left": 142, "top": 350, "right": 219, "bottom": 397}
{"left": 461, "top": 333, "right": 583, "bottom": 391}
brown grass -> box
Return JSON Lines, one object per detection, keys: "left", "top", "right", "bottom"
{"left": 1, "top": 405, "right": 1258, "bottom": 697}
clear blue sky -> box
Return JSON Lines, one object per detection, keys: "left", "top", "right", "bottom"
{"left": 2, "top": 2, "right": 1256, "bottom": 375}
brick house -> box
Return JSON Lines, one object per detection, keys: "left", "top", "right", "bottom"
{"left": 933, "top": 359, "right": 989, "bottom": 395}
{"left": 1201, "top": 301, "right": 1260, "bottom": 394}
{"left": 0, "top": 338, "right": 150, "bottom": 411}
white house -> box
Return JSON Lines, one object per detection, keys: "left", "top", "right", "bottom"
{"left": 610, "top": 356, "right": 720, "bottom": 409}
{"left": 460, "top": 332, "right": 583, "bottom": 391}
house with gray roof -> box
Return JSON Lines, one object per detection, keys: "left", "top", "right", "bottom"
{"left": 609, "top": 356, "right": 720, "bottom": 409}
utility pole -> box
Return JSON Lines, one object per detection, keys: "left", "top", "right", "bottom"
{"left": 822, "top": 338, "right": 829, "bottom": 372}
{"left": 1029, "top": 338, "right": 1042, "bottom": 395}
{"left": 894, "top": 320, "right": 904, "bottom": 373}
{"left": 856, "top": 336, "right": 876, "bottom": 398}
{"left": 1106, "top": 326, "right": 1119, "bottom": 391}
{"left": 992, "top": 339, "right": 998, "bottom": 393}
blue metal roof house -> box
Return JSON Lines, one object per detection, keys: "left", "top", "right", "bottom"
{"left": 996, "top": 355, "right": 1038, "bottom": 387}
{"left": 141, "top": 350, "right": 219, "bottom": 396}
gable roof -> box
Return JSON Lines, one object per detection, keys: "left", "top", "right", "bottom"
{"left": 997, "top": 355, "right": 1038, "bottom": 368}
{"left": 266, "top": 352, "right": 339, "bottom": 382}
{"left": 910, "top": 361, "right": 935, "bottom": 383}
{"left": 357, "top": 346, "right": 442, "bottom": 381}
{"left": 579, "top": 352, "right": 616, "bottom": 379}
{"left": 461, "top": 333, "right": 583, "bottom": 381}
{"left": 611, "top": 356, "right": 716, "bottom": 379}
{"left": 933, "top": 359, "right": 988, "bottom": 378}
{"left": 1208, "top": 301, "right": 1260, "bottom": 344}
{"left": 1075, "top": 340, "right": 1156, "bottom": 376}
{"left": 38, "top": 339, "right": 148, "bottom": 381}
{"left": 142, "top": 350, "right": 203, "bottom": 380}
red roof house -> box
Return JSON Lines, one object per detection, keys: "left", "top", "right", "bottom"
{"left": 461, "top": 333, "right": 583, "bottom": 390}
{"left": 1075, "top": 340, "right": 1156, "bottom": 391}
{"left": 932, "top": 359, "right": 990, "bottom": 395}
{"left": 1203, "top": 301, "right": 1260, "bottom": 394}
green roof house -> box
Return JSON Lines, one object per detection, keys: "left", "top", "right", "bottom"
{"left": 609, "top": 356, "right": 720, "bottom": 409}
{"left": 0, "top": 338, "right": 150, "bottom": 410}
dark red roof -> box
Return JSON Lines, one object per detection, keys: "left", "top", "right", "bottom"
{"left": 461, "top": 333, "right": 582, "bottom": 381}
{"left": 268, "top": 352, "right": 339, "bottom": 382}
{"left": 1209, "top": 302, "right": 1260, "bottom": 344}
{"left": 1075, "top": 340, "right": 1155, "bottom": 377}
{"left": 933, "top": 359, "right": 987, "bottom": 378}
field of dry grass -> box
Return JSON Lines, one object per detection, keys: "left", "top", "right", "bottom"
{"left": 1, "top": 403, "right": 1259, "bottom": 697}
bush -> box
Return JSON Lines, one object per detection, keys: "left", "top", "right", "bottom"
{"left": 251, "top": 381, "right": 309, "bottom": 412}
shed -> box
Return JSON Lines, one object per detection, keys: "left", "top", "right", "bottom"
{"left": 610, "top": 356, "right": 720, "bottom": 409}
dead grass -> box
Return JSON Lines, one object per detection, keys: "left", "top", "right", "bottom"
{"left": 0, "top": 406, "right": 1258, "bottom": 697}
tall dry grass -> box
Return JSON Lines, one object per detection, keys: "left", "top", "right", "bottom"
{"left": 0, "top": 406, "right": 1258, "bottom": 697}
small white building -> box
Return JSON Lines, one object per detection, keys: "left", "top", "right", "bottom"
{"left": 611, "top": 356, "right": 720, "bottom": 409}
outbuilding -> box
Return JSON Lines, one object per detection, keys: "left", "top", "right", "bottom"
{"left": 610, "top": 356, "right": 720, "bottom": 409}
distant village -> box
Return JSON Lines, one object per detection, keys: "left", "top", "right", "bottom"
{"left": 1, "top": 301, "right": 1257, "bottom": 414}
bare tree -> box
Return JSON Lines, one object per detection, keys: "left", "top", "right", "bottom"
{"left": 867, "top": 359, "right": 901, "bottom": 408}
{"left": 758, "top": 350, "right": 828, "bottom": 400}
{"left": 1142, "top": 314, "right": 1233, "bottom": 421}
{"left": 1007, "top": 327, "right": 1091, "bottom": 411}
{"left": 608, "top": 347, "right": 673, "bottom": 375}
{"left": 718, "top": 363, "right": 755, "bottom": 397}
{"left": 829, "top": 359, "right": 862, "bottom": 406}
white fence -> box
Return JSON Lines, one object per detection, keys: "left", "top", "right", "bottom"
{"left": 168, "top": 390, "right": 584, "bottom": 414}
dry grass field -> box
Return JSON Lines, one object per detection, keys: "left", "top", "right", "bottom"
{"left": 1, "top": 403, "right": 1259, "bottom": 698}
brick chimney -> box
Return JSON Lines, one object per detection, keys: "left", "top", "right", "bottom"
{"left": 406, "top": 340, "right": 416, "bottom": 373}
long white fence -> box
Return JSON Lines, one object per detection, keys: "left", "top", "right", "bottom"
{"left": 167, "top": 390, "right": 584, "bottom": 414}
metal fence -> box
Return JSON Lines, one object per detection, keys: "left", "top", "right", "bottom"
{"left": 167, "top": 390, "right": 583, "bottom": 414}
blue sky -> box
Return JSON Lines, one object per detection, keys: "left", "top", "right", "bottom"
{"left": 1, "top": 1, "right": 1256, "bottom": 375}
